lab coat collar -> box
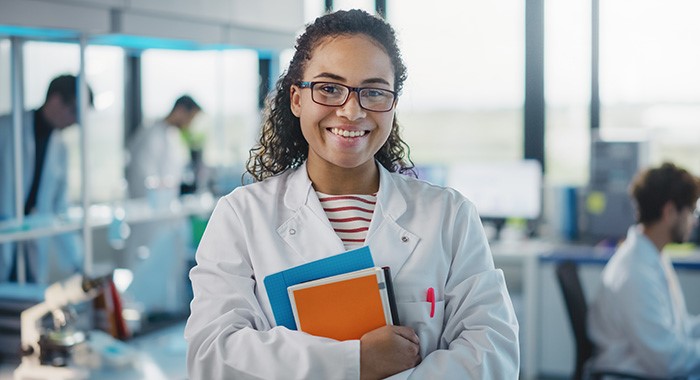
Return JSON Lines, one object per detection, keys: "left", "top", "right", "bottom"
{"left": 374, "top": 163, "right": 408, "bottom": 219}
{"left": 626, "top": 225, "right": 663, "bottom": 262}
{"left": 367, "top": 164, "right": 418, "bottom": 277}
{"left": 279, "top": 161, "right": 418, "bottom": 277}
{"left": 282, "top": 161, "right": 315, "bottom": 211}
{"left": 281, "top": 161, "right": 409, "bottom": 220}
{"left": 279, "top": 162, "right": 343, "bottom": 260}
{"left": 625, "top": 224, "right": 685, "bottom": 327}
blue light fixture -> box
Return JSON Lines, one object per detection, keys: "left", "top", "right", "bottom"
{"left": 0, "top": 25, "right": 79, "bottom": 39}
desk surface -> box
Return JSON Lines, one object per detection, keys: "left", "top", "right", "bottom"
{"left": 0, "top": 322, "right": 187, "bottom": 380}
{"left": 539, "top": 244, "right": 700, "bottom": 269}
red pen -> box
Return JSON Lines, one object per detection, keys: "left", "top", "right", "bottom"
{"left": 426, "top": 287, "right": 435, "bottom": 318}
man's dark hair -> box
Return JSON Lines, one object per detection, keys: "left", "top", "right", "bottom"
{"left": 173, "top": 95, "right": 201, "bottom": 112}
{"left": 629, "top": 162, "right": 700, "bottom": 224}
{"left": 45, "top": 74, "right": 94, "bottom": 106}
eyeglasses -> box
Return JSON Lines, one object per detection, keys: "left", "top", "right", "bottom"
{"left": 297, "top": 81, "right": 397, "bottom": 112}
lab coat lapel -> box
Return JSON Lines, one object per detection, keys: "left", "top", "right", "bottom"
{"left": 366, "top": 165, "right": 419, "bottom": 279}
{"left": 277, "top": 163, "right": 346, "bottom": 262}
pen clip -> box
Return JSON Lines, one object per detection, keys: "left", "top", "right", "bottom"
{"left": 426, "top": 287, "right": 435, "bottom": 318}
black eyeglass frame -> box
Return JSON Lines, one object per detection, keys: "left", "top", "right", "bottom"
{"left": 296, "top": 81, "right": 398, "bottom": 112}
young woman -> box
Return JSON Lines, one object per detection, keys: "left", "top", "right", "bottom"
{"left": 185, "top": 9, "right": 519, "bottom": 379}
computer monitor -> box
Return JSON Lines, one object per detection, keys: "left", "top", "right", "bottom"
{"left": 446, "top": 160, "right": 543, "bottom": 220}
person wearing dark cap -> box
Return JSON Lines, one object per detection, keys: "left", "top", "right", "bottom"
{"left": 0, "top": 74, "right": 93, "bottom": 283}
{"left": 125, "top": 95, "right": 202, "bottom": 199}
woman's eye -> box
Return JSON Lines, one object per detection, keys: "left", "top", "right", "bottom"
{"left": 319, "top": 85, "right": 340, "bottom": 94}
{"left": 364, "top": 89, "right": 389, "bottom": 98}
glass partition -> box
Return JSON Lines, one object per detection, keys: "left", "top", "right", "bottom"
{"left": 84, "top": 45, "right": 125, "bottom": 203}
{"left": 544, "top": 0, "right": 591, "bottom": 186}
{"left": 140, "top": 48, "right": 258, "bottom": 197}
{"left": 333, "top": 0, "right": 375, "bottom": 13}
{"left": 304, "top": 0, "right": 325, "bottom": 22}
{"left": 388, "top": 0, "right": 525, "bottom": 168}
{"left": 0, "top": 39, "right": 10, "bottom": 115}
{"left": 0, "top": 39, "right": 87, "bottom": 283}
{"left": 600, "top": 0, "right": 700, "bottom": 175}
{"left": 23, "top": 41, "right": 82, "bottom": 203}
{"left": 23, "top": 42, "right": 125, "bottom": 203}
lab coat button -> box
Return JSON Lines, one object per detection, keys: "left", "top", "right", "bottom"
{"left": 401, "top": 236, "right": 409, "bottom": 243}
{"left": 289, "top": 228, "right": 296, "bottom": 235}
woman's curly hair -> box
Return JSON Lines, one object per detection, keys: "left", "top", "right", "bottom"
{"left": 245, "top": 9, "right": 415, "bottom": 182}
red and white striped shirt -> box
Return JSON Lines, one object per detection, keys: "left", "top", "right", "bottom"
{"left": 316, "top": 192, "right": 377, "bottom": 249}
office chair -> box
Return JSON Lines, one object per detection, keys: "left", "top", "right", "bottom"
{"left": 555, "top": 261, "right": 677, "bottom": 380}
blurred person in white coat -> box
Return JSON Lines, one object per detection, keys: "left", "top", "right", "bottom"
{"left": 0, "top": 74, "right": 91, "bottom": 283}
{"left": 589, "top": 162, "right": 700, "bottom": 378}
{"left": 122, "top": 95, "right": 201, "bottom": 312}
{"left": 125, "top": 95, "right": 201, "bottom": 199}
{"left": 185, "top": 10, "right": 519, "bottom": 380}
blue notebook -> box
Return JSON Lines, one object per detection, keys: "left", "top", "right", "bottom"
{"left": 264, "top": 246, "right": 374, "bottom": 330}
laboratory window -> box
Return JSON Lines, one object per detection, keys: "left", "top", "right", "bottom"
{"left": 333, "top": 0, "right": 375, "bottom": 13}
{"left": 388, "top": 0, "right": 525, "bottom": 167}
{"left": 544, "top": 0, "right": 591, "bottom": 186}
{"left": 600, "top": 0, "right": 700, "bottom": 176}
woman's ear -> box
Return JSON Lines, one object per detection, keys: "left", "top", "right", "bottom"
{"left": 290, "top": 85, "right": 301, "bottom": 117}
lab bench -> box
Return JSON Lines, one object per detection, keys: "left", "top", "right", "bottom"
{"left": 0, "top": 321, "right": 188, "bottom": 380}
{"left": 0, "top": 193, "right": 215, "bottom": 379}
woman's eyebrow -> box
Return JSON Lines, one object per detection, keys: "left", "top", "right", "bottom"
{"left": 362, "top": 78, "right": 391, "bottom": 86}
{"left": 313, "top": 72, "right": 345, "bottom": 81}
{"left": 312, "top": 72, "right": 391, "bottom": 86}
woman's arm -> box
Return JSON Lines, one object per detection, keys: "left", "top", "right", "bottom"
{"left": 408, "top": 201, "right": 520, "bottom": 379}
{"left": 185, "top": 196, "right": 360, "bottom": 380}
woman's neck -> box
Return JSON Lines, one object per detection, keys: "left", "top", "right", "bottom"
{"left": 307, "top": 160, "right": 379, "bottom": 195}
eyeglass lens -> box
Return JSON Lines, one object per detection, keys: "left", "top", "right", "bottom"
{"left": 311, "top": 82, "right": 394, "bottom": 111}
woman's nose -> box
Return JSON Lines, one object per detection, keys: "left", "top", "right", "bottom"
{"left": 336, "top": 92, "right": 366, "bottom": 121}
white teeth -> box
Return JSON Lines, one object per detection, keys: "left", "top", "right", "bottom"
{"left": 331, "top": 128, "right": 366, "bottom": 137}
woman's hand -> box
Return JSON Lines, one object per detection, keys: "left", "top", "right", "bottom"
{"left": 360, "top": 325, "right": 421, "bottom": 380}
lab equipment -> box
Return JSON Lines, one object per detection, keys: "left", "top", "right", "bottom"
{"left": 14, "top": 273, "right": 111, "bottom": 380}
{"left": 579, "top": 138, "right": 646, "bottom": 242}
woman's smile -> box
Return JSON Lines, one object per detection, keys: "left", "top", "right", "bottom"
{"left": 328, "top": 127, "right": 368, "bottom": 138}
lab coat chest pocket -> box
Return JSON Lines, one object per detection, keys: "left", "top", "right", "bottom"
{"left": 396, "top": 299, "right": 445, "bottom": 358}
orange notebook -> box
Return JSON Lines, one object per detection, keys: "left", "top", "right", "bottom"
{"left": 287, "top": 267, "right": 398, "bottom": 341}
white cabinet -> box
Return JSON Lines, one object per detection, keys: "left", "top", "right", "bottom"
{"left": 128, "top": 0, "right": 233, "bottom": 23}
{"left": 0, "top": 0, "right": 112, "bottom": 33}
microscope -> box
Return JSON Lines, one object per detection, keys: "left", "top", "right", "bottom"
{"left": 13, "top": 274, "right": 112, "bottom": 380}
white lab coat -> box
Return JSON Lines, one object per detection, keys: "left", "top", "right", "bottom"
{"left": 0, "top": 111, "right": 82, "bottom": 283}
{"left": 185, "top": 162, "right": 520, "bottom": 380}
{"left": 125, "top": 120, "right": 190, "bottom": 199}
{"left": 588, "top": 225, "right": 700, "bottom": 378}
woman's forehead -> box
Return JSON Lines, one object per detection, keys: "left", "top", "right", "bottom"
{"left": 303, "top": 34, "right": 394, "bottom": 85}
